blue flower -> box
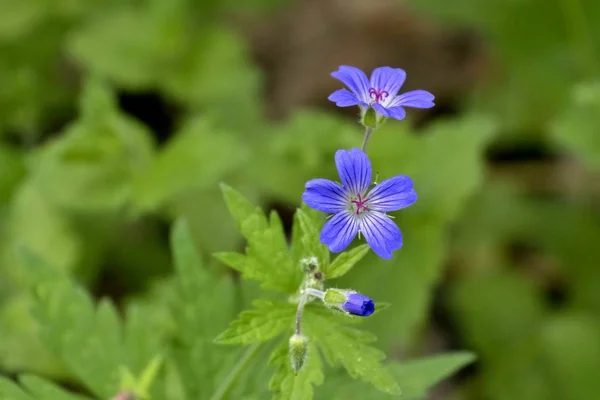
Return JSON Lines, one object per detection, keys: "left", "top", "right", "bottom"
{"left": 341, "top": 292, "right": 375, "bottom": 317}
{"left": 328, "top": 65, "right": 434, "bottom": 121}
{"left": 302, "top": 148, "right": 417, "bottom": 259}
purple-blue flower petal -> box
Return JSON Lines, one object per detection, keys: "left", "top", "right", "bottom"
{"left": 335, "top": 148, "right": 372, "bottom": 195}
{"left": 328, "top": 89, "right": 366, "bottom": 107}
{"left": 367, "top": 175, "right": 417, "bottom": 212}
{"left": 342, "top": 293, "right": 375, "bottom": 316}
{"left": 302, "top": 179, "right": 348, "bottom": 213}
{"left": 391, "top": 90, "right": 435, "bottom": 109}
{"left": 369, "top": 67, "right": 406, "bottom": 99}
{"left": 371, "top": 103, "right": 390, "bottom": 118}
{"left": 331, "top": 66, "right": 370, "bottom": 103}
{"left": 359, "top": 212, "right": 403, "bottom": 259}
{"left": 384, "top": 106, "right": 407, "bottom": 120}
{"left": 320, "top": 211, "right": 359, "bottom": 253}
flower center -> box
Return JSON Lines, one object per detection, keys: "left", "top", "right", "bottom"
{"left": 368, "top": 88, "right": 389, "bottom": 104}
{"left": 350, "top": 193, "right": 370, "bottom": 215}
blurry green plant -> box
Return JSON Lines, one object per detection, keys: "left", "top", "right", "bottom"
{"left": 2, "top": 0, "right": 600, "bottom": 399}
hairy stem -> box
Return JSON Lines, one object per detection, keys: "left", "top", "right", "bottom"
{"left": 209, "top": 342, "right": 261, "bottom": 400}
{"left": 295, "top": 293, "right": 309, "bottom": 335}
{"left": 361, "top": 126, "right": 373, "bottom": 151}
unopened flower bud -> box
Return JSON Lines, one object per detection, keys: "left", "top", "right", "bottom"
{"left": 324, "top": 288, "right": 375, "bottom": 316}
{"left": 289, "top": 334, "right": 309, "bottom": 374}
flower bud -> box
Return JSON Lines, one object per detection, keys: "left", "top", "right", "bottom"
{"left": 289, "top": 334, "right": 309, "bottom": 374}
{"left": 324, "top": 289, "right": 375, "bottom": 317}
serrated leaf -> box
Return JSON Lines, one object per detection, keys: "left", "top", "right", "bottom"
{"left": 17, "top": 247, "right": 123, "bottom": 398}
{"left": 306, "top": 312, "right": 400, "bottom": 395}
{"left": 171, "top": 218, "right": 207, "bottom": 298}
{"left": 325, "top": 245, "right": 369, "bottom": 280}
{"left": 169, "top": 217, "right": 235, "bottom": 341}
{"left": 293, "top": 208, "right": 329, "bottom": 269}
{"left": 213, "top": 252, "right": 246, "bottom": 272}
{"left": 220, "top": 183, "right": 264, "bottom": 233}
{"left": 216, "top": 300, "right": 295, "bottom": 344}
{"left": 220, "top": 184, "right": 302, "bottom": 293}
{"left": 269, "top": 339, "right": 324, "bottom": 400}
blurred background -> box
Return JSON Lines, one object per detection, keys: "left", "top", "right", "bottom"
{"left": 1, "top": 0, "right": 599, "bottom": 399}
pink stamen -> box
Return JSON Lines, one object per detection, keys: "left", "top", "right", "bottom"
{"left": 368, "top": 88, "right": 389, "bottom": 104}
{"left": 350, "top": 193, "right": 370, "bottom": 215}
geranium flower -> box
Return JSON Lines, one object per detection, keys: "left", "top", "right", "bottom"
{"left": 302, "top": 148, "right": 417, "bottom": 259}
{"left": 328, "top": 65, "right": 434, "bottom": 122}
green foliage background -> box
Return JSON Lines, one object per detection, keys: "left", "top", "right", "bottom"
{"left": 0, "top": 0, "right": 599, "bottom": 399}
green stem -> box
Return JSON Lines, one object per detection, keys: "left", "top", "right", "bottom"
{"left": 295, "top": 293, "right": 308, "bottom": 335}
{"left": 361, "top": 126, "right": 373, "bottom": 151}
{"left": 209, "top": 343, "right": 261, "bottom": 400}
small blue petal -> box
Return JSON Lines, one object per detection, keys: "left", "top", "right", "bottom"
{"left": 367, "top": 175, "right": 417, "bottom": 212}
{"left": 320, "top": 211, "right": 359, "bottom": 253}
{"left": 328, "top": 89, "right": 366, "bottom": 107}
{"left": 302, "top": 179, "right": 348, "bottom": 213}
{"left": 371, "top": 103, "right": 390, "bottom": 118}
{"left": 342, "top": 293, "right": 375, "bottom": 316}
{"left": 391, "top": 90, "right": 435, "bottom": 109}
{"left": 369, "top": 67, "right": 406, "bottom": 100}
{"left": 384, "top": 106, "right": 407, "bottom": 120}
{"left": 359, "top": 212, "right": 403, "bottom": 259}
{"left": 331, "top": 66, "right": 370, "bottom": 103}
{"left": 335, "top": 148, "right": 372, "bottom": 195}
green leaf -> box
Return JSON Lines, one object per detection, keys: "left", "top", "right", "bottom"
{"left": 306, "top": 312, "right": 400, "bottom": 395}
{"left": 269, "top": 339, "right": 324, "bottom": 400}
{"left": 293, "top": 208, "right": 329, "bottom": 270}
{"left": 325, "top": 245, "right": 370, "bottom": 280}
{"left": 449, "top": 270, "right": 547, "bottom": 361}
{"left": 220, "top": 183, "right": 262, "bottom": 234}
{"left": 6, "top": 182, "right": 82, "bottom": 276}
{"left": 539, "top": 314, "right": 600, "bottom": 400}
{"left": 215, "top": 300, "right": 295, "bottom": 345}
{"left": 213, "top": 252, "right": 246, "bottom": 272}
{"left": 67, "top": 3, "right": 186, "bottom": 89}
{"left": 19, "top": 375, "right": 92, "bottom": 400}
{"left": 168, "top": 218, "right": 240, "bottom": 399}
{"left": 163, "top": 27, "right": 264, "bottom": 130}
{"left": 219, "top": 184, "right": 302, "bottom": 293}
{"left": 132, "top": 117, "right": 247, "bottom": 211}
{"left": 551, "top": 82, "right": 600, "bottom": 169}
{"left": 17, "top": 248, "right": 123, "bottom": 398}
{"left": 169, "top": 217, "right": 235, "bottom": 341}
{"left": 0, "top": 376, "right": 35, "bottom": 400}
{"left": 31, "top": 78, "right": 155, "bottom": 212}
{"left": 319, "top": 352, "right": 475, "bottom": 399}
{"left": 391, "top": 352, "right": 475, "bottom": 399}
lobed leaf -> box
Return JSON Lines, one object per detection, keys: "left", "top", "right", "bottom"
{"left": 215, "top": 300, "right": 295, "bottom": 345}
{"left": 306, "top": 312, "right": 400, "bottom": 395}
